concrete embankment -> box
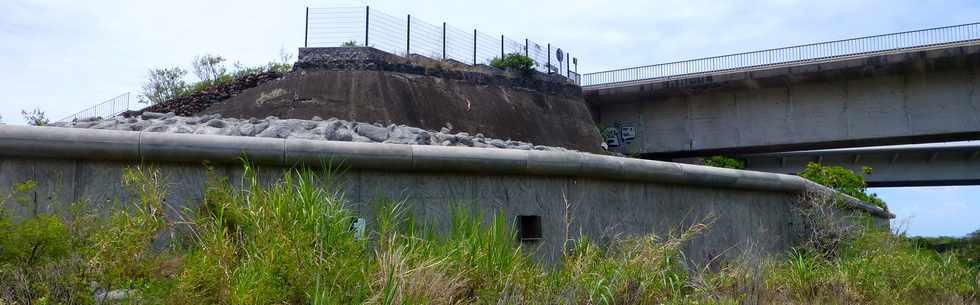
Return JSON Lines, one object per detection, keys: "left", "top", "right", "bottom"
{"left": 0, "top": 125, "right": 891, "bottom": 263}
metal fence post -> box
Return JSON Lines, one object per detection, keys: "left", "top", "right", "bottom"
{"left": 406, "top": 14, "right": 411, "bottom": 55}
{"left": 547, "top": 43, "right": 551, "bottom": 74}
{"left": 365, "top": 6, "right": 370, "bottom": 47}
{"left": 567, "top": 52, "right": 571, "bottom": 77}
{"left": 473, "top": 29, "right": 477, "bottom": 65}
{"left": 500, "top": 35, "right": 504, "bottom": 59}
{"left": 442, "top": 22, "right": 446, "bottom": 60}
{"left": 304, "top": 7, "right": 309, "bottom": 47}
{"left": 525, "top": 38, "right": 528, "bottom": 57}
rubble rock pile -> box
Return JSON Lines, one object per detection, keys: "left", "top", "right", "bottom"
{"left": 51, "top": 112, "right": 572, "bottom": 152}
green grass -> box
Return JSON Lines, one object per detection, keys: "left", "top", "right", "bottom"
{"left": 0, "top": 163, "right": 976, "bottom": 304}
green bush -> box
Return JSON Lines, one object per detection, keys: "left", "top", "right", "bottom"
{"left": 702, "top": 155, "right": 745, "bottom": 169}
{"left": 139, "top": 67, "right": 190, "bottom": 104}
{"left": 799, "top": 162, "right": 887, "bottom": 210}
{"left": 490, "top": 53, "right": 536, "bottom": 76}
{"left": 140, "top": 51, "right": 294, "bottom": 104}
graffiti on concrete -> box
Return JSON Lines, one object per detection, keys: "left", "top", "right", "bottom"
{"left": 604, "top": 123, "right": 636, "bottom": 148}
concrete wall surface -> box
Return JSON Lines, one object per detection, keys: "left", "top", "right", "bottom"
{"left": 0, "top": 125, "right": 890, "bottom": 263}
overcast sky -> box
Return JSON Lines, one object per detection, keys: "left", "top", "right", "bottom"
{"left": 2, "top": 0, "right": 979, "bottom": 236}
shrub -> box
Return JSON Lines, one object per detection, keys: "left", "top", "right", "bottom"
{"left": 703, "top": 155, "right": 745, "bottom": 169}
{"left": 799, "top": 162, "right": 887, "bottom": 210}
{"left": 20, "top": 108, "right": 49, "bottom": 126}
{"left": 139, "top": 50, "right": 295, "bottom": 105}
{"left": 191, "top": 54, "right": 227, "bottom": 83}
{"left": 341, "top": 41, "right": 359, "bottom": 47}
{"left": 139, "top": 67, "right": 189, "bottom": 104}
{"left": 490, "top": 53, "right": 535, "bottom": 76}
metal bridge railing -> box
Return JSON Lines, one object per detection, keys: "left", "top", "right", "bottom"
{"left": 56, "top": 93, "right": 131, "bottom": 123}
{"left": 304, "top": 6, "right": 580, "bottom": 84}
{"left": 582, "top": 22, "right": 980, "bottom": 89}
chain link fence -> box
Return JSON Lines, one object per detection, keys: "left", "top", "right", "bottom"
{"left": 305, "top": 6, "right": 580, "bottom": 83}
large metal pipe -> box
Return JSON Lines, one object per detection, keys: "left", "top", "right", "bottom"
{"left": 0, "top": 125, "right": 891, "bottom": 218}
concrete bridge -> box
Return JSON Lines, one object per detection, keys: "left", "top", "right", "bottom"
{"left": 733, "top": 143, "right": 980, "bottom": 187}
{"left": 583, "top": 23, "right": 980, "bottom": 162}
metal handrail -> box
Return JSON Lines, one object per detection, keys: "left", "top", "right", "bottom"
{"left": 582, "top": 22, "right": 980, "bottom": 89}
{"left": 56, "top": 93, "right": 131, "bottom": 123}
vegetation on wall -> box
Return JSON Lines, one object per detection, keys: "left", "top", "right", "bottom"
{"left": 798, "top": 162, "right": 887, "bottom": 210}
{"left": 702, "top": 155, "right": 746, "bottom": 169}
{"left": 0, "top": 163, "right": 975, "bottom": 304}
{"left": 490, "top": 53, "right": 535, "bottom": 76}
{"left": 138, "top": 67, "right": 190, "bottom": 104}
{"left": 20, "top": 108, "right": 49, "bottom": 126}
{"left": 138, "top": 49, "right": 294, "bottom": 105}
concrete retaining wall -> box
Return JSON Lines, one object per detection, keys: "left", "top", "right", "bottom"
{"left": 0, "top": 125, "right": 890, "bottom": 263}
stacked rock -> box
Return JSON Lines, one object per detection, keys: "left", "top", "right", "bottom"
{"left": 50, "top": 112, "right": 571, "bottom": 152}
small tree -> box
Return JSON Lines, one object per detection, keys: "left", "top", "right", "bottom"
{"left": 798, "top": 162, "right": 887, "bottom": 209}
{"left": 490, "top": 53, "right": 535, "bottom": 76}
{"left": 139, "top": 67, "right": 188, "bottom": 104}
{"left": 191, "top": 54, "right": 227, "bottom": 83}
{"left": 21, "top": 108, "right": 49, "bottom": 126}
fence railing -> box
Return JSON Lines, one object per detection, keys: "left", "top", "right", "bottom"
{"left": 305, "top": 6, "right": 580, "bottom": 83}
{"left": 57, "top": 93, "right": 131, "bottom": 123}
{"left": 582, "top": 22, "right": 980, "bottom": 89}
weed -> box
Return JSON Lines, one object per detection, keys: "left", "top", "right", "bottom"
{"left": 0, "top": 163, "right": 976, "bottom": 304}
{"left": 490, "top": 53, "right": 536, "bottom": 76}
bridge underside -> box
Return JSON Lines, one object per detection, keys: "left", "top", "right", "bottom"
{"left": 586, "top": 44, "right": 980, "bottom": 159}
{"left": 732, "top": 145, "right": 980, "bottom": 187}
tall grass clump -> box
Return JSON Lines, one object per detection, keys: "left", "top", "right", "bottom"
{"left": 761, "top": 190, "right": 979, "bottom": 305}
{"left": 0, "top": 162, "right": 977, "bottom": 304}
{"left": 173, "top": 164, "right": 372, "bottom": 304}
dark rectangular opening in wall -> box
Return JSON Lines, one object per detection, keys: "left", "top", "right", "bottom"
{"left": 517, "top": 215, "right": 542, "bottom": 241}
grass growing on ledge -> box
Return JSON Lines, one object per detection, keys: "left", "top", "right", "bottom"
{"left": 0, "top": 164, "right": 976, "bottom": 304}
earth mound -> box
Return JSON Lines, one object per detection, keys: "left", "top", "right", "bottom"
{"left": 128, "top": 47, "right": 602, "bottom": 152}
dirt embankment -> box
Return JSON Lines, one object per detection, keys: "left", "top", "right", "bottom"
{"left": 203, "top": 69, "right": 600, "bottom": 152}
{"left": 132, "top": 47, "right": 602, "bottom": 152}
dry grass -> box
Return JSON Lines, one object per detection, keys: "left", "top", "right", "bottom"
{"left": 0, "top": 165, "right": 977, "bottom": 305}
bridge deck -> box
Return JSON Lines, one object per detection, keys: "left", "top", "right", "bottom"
{"left": 737, "top": 144, "right": 980, "bottom": 187}
{"left": 583, "top": 22, "right": 980, "bottom": 91}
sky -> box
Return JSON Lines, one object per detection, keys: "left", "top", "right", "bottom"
{"left": 2, "top": 0, "right": 979, "bottom": 236}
